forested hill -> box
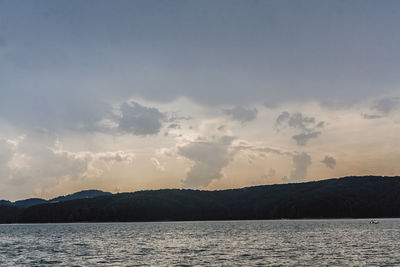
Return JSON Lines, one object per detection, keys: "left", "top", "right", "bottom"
{"left": 1, "top": 176, "right": 400, "bottom": 223}
{"left": 0, "top": 190, "right": 111, "bottom": 209}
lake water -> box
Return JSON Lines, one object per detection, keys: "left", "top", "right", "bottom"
{"left": 0, "top": 219, "right": 399, "bottom": 266}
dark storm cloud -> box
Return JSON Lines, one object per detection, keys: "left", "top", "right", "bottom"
{"left": 321, "top": 155, "right": 336, "bottom": 169}
{"left": 224, "top": 106, "right": 258, "bottom": 123}
{"left": 118, "top": 101, "right": 165, "bottom": 136}
{"left": 276, "top": 112, "right": 324, "bottom": 146}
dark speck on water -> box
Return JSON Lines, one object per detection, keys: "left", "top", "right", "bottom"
{"left": 0, "top": 219, "right": 399, "bottom": 266}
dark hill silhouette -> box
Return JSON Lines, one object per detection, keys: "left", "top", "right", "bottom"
{"left": 0, "top": 190, "right": 111, "bottom": 209}
{"left": 1, "top": 176, "right": 400, "bottom": 223}
{"left": 14, "top": 198, "right": 47, "bottom": 209}
{"left": 49, "top": 189, "right": 112, "bottom": 203}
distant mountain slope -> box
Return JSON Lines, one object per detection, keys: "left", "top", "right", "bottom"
{"left": 50, "top": 190, "right": 112, "bottom": 203}
{"left": 0, "top": 190, "right": 111, "bottom": 209}
{"left": 2, "top": 176, "right": 400, "bottom": 223}
{"left": 14, "top": 198, "right": 47, "bottom": 209}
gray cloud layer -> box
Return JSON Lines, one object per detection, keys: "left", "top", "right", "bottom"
{"left": 1, "top": 1, "right": 400, "bottom": 133}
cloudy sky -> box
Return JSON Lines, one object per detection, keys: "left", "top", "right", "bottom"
{"left": 1, "top": 0, "right": 400, "bottom": 200}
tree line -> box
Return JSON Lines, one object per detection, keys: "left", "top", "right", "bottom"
{"left": 1, "top": 176, "right": 400, "bottom": 223}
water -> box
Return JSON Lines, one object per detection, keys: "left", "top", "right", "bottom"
{"left": 0, "top": 219, "right": 399, "bottom": 266}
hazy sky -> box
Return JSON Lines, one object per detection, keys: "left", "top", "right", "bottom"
{"left": 1, "top": 0, "right": 399, "bottom": 200}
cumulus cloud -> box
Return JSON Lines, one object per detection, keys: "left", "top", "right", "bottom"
{"left": 276, "top": 112, "right": 324, "bottom": 146}
{"left": 4, "top": 129, "right": 91, "bottom": 191}
{"left": 151, "top": 157, "right": 165, "bottom": 172}
{"left": 118, "top": 101, "right": 166, "bottom": 135}
{"left": 224, "top": 106, "right": 258, "bottom": 123}
{"left": 0, "top": 129, "right": 135, "bottom": 199}
{"left": 321, "top": 155, "right": 336, "bottom": 169}
{"left": 289, "top": 152, "right": 312, "bottom": 182}
{"left": 92, "top": 100, "right": 192, "bottom": 136}
{"left": 156, "top": 147, "right": 177, "bottom": 158}
{"left": 178, "top": 136, "right": 236, "bottom": 188}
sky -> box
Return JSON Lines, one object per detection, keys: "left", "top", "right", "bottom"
{"left": 0, "top": 0, "right": 400, "bottom": 201}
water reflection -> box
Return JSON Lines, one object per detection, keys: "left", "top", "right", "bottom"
{"left": 0, "top": 219, "right": 399, "bottom": 266}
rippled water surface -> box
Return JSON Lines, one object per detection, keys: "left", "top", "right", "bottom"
{"left": 1, "top": 219, "right": 399, "bottom": 266}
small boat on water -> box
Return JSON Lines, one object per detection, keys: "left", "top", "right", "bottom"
{"left": 369, "top": 219, "right": 379, "bottom": 224}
